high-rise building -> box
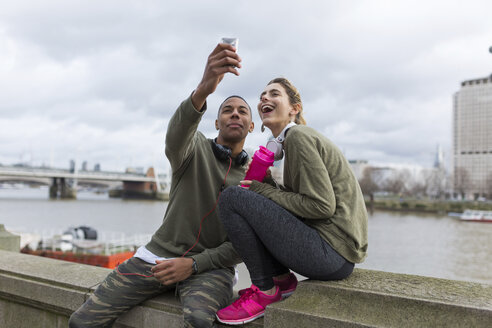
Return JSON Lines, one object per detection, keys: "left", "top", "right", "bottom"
{"left": 453, "top": 75, "right": 492, "bottom": 199}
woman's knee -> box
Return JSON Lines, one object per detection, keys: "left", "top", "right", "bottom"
{"left": 218, "top": 186, "right": 243, "bottom": 223}
{"left": 219, "top": 185, "right": 241, "bottom": 204}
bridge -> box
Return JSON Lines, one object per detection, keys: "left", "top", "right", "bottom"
{"left": 0, "top": 166, "right": 166, "bottom": 199}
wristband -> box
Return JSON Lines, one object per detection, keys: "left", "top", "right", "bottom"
{"left": 191, "top": 259, "right": 198, "bottom": 275}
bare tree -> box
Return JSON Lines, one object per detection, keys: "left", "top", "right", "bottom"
{"left": 358, "top": 167, "right": 380, "bottom": 197}
{"left": 383, "top": 169, "right": 410, "bottom": 196}
{"left": 358, "top": 167, "right": 383, "bottom": 212}
{"left": 408, "top": 170, "right": 430, "bottom": 198}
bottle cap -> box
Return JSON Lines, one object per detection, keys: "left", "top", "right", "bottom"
{"left": 255, "top": 146, "right": 274, "bottom": 165}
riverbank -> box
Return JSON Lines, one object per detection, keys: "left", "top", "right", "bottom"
{"left": 2, "top": 187, "right": 492, "bottom": 285}
{"left": 366, "top": 198, "right": 492, "bottom": 214}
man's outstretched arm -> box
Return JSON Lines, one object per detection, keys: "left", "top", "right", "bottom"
{"left": 191, "top": 43, "right": 241, "bottom": 110}
{"left": 165, "top": 43, "right": 242, "bottom": 171}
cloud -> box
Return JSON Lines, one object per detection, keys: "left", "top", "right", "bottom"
{"left": 1, "top": 0, "right": 492, "bottom": 172}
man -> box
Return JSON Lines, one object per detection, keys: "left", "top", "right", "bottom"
{"left": 69, "top": 43, "right": 254, "bottom": 327}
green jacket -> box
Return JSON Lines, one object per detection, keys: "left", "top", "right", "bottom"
{"left": 250, "top": 125, "right": 368, "bottom": 263}
{"left": 146, "top": 95, "right": 243, "bottom": 273}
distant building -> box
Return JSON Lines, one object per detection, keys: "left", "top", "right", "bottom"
{"left": 453, "top": 75, "right": 492, "bottom": 199}
{"left": 69, "top": 160, "right": 76, "bottom": 173}
{"left": 125, "top": 167, "right": 144, "bottom": 175}
{"left": 348, "top": 159, "right": 369, "bottom": 180}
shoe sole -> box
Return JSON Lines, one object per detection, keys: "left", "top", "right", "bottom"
{"left": 216, "top": 311, "right": 265, "bottom": 325}
{"left": 281, "top": 291, "right": 294, "bottom": 298}
{"left": 238, "top": 291, "right": 294, "bottom": 299}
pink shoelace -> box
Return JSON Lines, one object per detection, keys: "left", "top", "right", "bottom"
{"left": 231, "top": 286, "right": 258, "bottom": 308}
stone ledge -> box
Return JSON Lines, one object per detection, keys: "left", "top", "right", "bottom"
{"left": 1, "top": 250, "right": 491, "bottom": 327}
{"left": 266, "top": 269, "right": 492, "bottom": 328}
{"left": 0, "top": 250, "right": 261, "bottom": 327}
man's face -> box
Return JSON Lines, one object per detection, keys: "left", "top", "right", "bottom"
{"left": 216, "top": 97, "right": 253, "bottom": 144}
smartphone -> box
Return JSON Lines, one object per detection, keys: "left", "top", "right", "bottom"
{"left": 221, "top": 37, "right": 239, "bottom": 52}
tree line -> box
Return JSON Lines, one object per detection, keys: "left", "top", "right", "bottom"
{"left": 358, "top": 166, "right": 492, "bottom": 200}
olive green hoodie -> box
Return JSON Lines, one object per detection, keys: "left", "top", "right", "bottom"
{"left": 250, "top": 125, "right": 368, "bottom": 263}
{"left": 146, "top": 96, "right": 244, "bottom": 273}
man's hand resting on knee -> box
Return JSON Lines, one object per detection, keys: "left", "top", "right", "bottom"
{"left": 151, "top": 258, "right": 194, "bottom": 285}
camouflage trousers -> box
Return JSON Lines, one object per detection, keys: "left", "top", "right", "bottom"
{"left": 69, "top": 257, "right": 235, "bottom": 328}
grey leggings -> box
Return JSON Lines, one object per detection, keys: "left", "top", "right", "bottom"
{"left": 218, "top": 186, "right": 354, "bottom": 291}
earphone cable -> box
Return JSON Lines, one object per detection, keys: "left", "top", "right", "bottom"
{"left": 181, "top": 156, "right": 233, "bottom": 257}
{"left": 116, "top": 156, "right": 233, "bottom": 278}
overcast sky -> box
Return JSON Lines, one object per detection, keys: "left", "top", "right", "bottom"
{"left": 1, "top": 0, "right": 491, "bottom": 174}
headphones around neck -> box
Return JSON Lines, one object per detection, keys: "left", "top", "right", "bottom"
{"left": 211, "top": 139, "right": 249, "bottom": 166}
{"left": 266, "top": 122, "right": 297, "bottom": 160}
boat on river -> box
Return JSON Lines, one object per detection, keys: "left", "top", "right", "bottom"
{"left": 20, "top": 226, "right": 146, "bottom": 268}
{"left": 23, "top": 248, "right": 135, "bottom": 269}
{"left": 452, "top": 209, "right": 492, "bottom": 223}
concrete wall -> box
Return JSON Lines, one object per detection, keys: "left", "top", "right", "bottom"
{"left": 0, "top": 250, "right": 491, "bottom": 328}
{"left": 0, "top": 225, "right": 20, "bottom": 252}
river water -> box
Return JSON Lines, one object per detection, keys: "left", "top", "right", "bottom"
{"left": 1, "top": 186, "right": 491, "bottom": 289}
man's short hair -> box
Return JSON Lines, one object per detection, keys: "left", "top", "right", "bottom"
{"left": 218, "top": 95, "right": 252, "bottom": 118}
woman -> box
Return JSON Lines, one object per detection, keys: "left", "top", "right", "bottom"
{"left": 216, "top": 78, "right": 368, "bottom": 325}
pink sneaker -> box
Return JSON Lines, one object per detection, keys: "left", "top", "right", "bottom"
{"left": 273, "top": 272, "right": 298, "bottom": 297}
{"left": 216, "top": 285, "right": 281, "bottom": 325}
{"left": 238, "top": 273, "right": 298, "bottom": 298}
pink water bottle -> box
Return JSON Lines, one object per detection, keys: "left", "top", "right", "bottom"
{"left": 242, "top": 146, "right": 275, "bottom": 187}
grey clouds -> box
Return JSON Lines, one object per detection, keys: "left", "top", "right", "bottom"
{"left": 1, "top": 0, "right": 491, "bottom": 172}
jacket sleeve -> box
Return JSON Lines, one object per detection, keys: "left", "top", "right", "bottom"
{"left": 249, "top": 131, "right": 336, "bottom": 219}
{"left": 191, "top": 241, "right": 242, "bottom": 273}
{"left": 165, "top": 95, "right": 206, "bottom": 172}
